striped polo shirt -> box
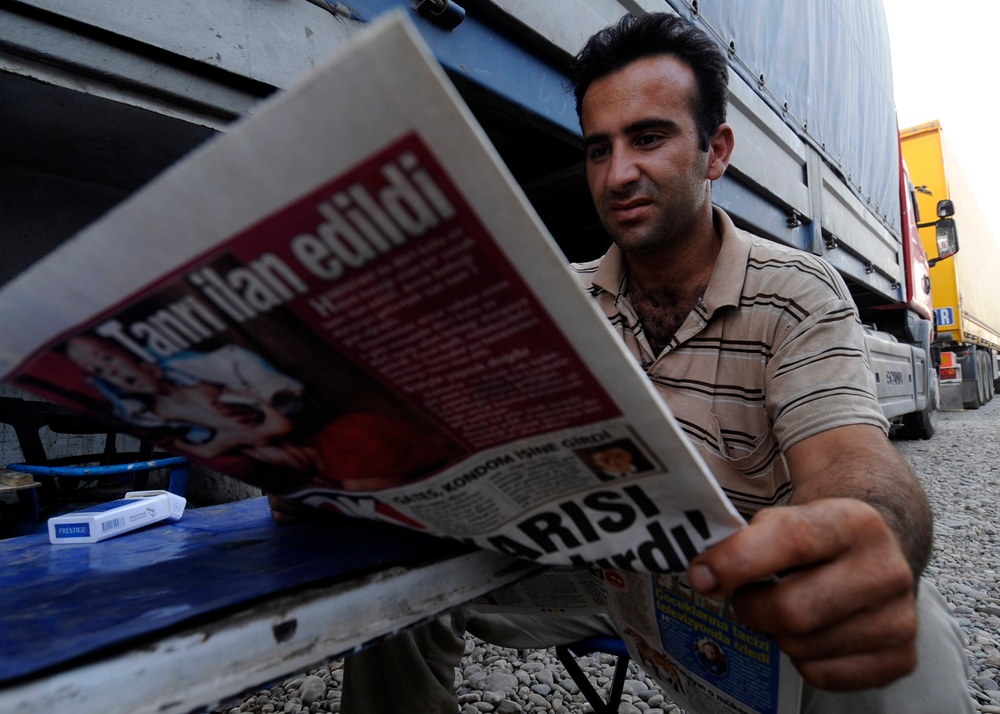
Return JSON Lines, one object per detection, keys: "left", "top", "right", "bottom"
{"left": 571, "top": 207, "right": 888, "bottom": 518}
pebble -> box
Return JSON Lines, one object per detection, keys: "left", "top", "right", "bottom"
{"left": 298, "top": 676, "right": 326, "bottom": 705}
{"left": 212, "top": 402, "right": 1000, "bottom": 713}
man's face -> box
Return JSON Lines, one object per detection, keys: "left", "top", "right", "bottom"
{"left": 594, "top": 447, "right": 634, "bottom": 473}
{"left": 581, "top": 54, "right": 714, "bottom": 254}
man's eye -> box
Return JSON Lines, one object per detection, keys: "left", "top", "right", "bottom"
{"left": 637, "top": 134, "right": 663, "bottom": 147}
{"left": 588, "top": 145, "right": 610, "bottom": 161}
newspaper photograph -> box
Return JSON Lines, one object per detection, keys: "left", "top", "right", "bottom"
{"left": 0, "top": 12, "right": 796, "bottom": 712}
{"left": 604, "top": 571, "right": 800, "bottom": 714}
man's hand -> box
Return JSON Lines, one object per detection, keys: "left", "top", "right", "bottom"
{"left": 688, "top": 498, "right": 918, "bottom": 690}
{"left": 687, "top": 424, "right": 931, "bottom": 691}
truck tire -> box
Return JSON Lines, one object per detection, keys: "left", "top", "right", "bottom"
{"left": 901, "top": 373, "right": 938, "bottom": 440}
{"left": 981, "top": 352, "right": 992, "bottom": 405}
{"left": 901, "top": 401, "right": 936, "bottom": 440}
{"left": 980, "top": 353, "right": 990, "bottom": 404}
{"left": 966, "top": 352, "right": 984, "bottom": 410}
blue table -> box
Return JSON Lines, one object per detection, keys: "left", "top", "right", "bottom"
{"left": 0, "top": 497, "right": 535, "bottom": 713}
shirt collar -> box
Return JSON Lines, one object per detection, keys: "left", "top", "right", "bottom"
{"left": 590, "top": 206, "right": 750, "bottom": 318}
{"left": 704, "top": 206, "right": 750, "bottom": 314}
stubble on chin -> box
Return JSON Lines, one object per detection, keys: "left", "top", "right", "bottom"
{"left": 603, "top": 210, "right": 676, "bottom": 255}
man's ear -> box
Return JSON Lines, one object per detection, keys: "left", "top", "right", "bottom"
{"left": 706, "top": 123, "right": 735, "bottom": 181}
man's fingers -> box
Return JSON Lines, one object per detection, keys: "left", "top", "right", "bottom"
{"left": 730, "top": 552, "right": 913, "bottom": 635}
{"left": 723, "top": 576, "right": 918, "bottom": 691}
{"left": 687, "top": 506, "right": 844, "bottom": 594}
{"left": 791, "top": 640, "right": 918, "bottom": 691}
{"left": 684, "top": 497, "right": 922, "bottom": 692}
{"left": 733, "top": 582, "right": 917, "bottom": 657}
{"left": 777, "top": 596, "right": 916, "bottom": 663}
{"left": 688, "top": 499, "right": 900, "bottom": 595}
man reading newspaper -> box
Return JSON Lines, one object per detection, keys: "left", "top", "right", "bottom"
{"left": 272, "top": 13, "right": 970, "bottom": 713}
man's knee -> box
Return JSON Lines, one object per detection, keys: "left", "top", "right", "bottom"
{"left": 465, "top": 610, "right": 617, "bottom": 651}
{"left": 341, "top": 613, "right": 469, "bottom": 714}
{"left": 802, "top": 579, "right": 974, "bottom": 713}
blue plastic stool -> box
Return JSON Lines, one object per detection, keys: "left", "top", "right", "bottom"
{"left": 555, "top": 636, "right": 631, "bottom": 714}
{"left": 6, "top": 456, "right": 189, "bottom": 529}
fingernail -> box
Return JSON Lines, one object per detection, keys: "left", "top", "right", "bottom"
{"left": 688, "top": 563, "right": 718, "bottom": 592}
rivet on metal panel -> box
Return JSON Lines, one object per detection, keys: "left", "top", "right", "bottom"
{"left": 413, "top": 0, "right": 465, "bottom": 30}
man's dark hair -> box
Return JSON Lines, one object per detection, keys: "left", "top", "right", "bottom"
{"left": 570, "top": 13, "right": 728, "bottom": 150}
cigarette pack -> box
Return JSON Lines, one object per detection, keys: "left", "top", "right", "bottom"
{"left": 48, "top": 490, "right": 186, "bottom": 544}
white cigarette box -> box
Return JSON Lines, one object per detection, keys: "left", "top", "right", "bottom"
{"left": 48, "top": 490, "right": 187, "bottom": 544}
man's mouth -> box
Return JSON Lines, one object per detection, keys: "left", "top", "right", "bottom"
{"left": 609, "top": 198, "right": 652, "bottom": 222}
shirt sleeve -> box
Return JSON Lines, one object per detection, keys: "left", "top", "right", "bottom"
{"left": 765, "top": 296, "right": 889, "bottom": 451}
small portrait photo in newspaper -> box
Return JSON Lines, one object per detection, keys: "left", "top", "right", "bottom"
{"left": 574, "top": 437, "right": 657, "bottom": 482}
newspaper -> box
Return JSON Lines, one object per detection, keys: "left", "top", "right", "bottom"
{"left": 0, "top": 12, "right": 798, "bottom": 713}
{"left": 475, "top": 567, "right": 798, "bottom": 714}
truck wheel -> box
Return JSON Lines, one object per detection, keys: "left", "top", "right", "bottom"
{"left": 901, "top": 373, "right": 938, "bottom": 440}
{"left": 901, "top": 402, "right": 936, "bottom": 440}
{"left": 966, "top": 375, "right": 983, "bottom": 410}
{"left": 965, "top": 363, "right": 982, "bottom": 410}
{"left": 965, "top": 352, "right": 985, "bottom": 409}
{"left": 980, "top": 353, "right": 992, "bottom": 404}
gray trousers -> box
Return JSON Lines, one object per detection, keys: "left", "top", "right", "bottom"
{"left": 340, "top": 578, "right": 975, "bottom": 713}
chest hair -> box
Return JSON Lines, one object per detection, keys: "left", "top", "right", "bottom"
{"left": 630, "top": 280, "right": 708, "bottom": 356}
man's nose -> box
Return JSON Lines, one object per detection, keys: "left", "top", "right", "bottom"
{"left": 607, "top": 148, "right": 640, "bottom": 191}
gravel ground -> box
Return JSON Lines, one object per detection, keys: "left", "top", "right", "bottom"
{"left": 896, "top": 400, "right": 1000, "bottom": 712}
{"left": 214, "top": 399, "right": 1000, "bottom": 713}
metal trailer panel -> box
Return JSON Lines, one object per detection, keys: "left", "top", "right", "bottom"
{"left": 0, "top": 0, "right": 588, "bottom": 282}
{"left": 0, "top": 0, "right": 580, "bottom": 134}
{"left": 901, "top": 122, "right": 1000, "bottom": 348}
{"left": 939, "top": 127, "right": 1000, "bottom": 348}
{"left": 480, "top": 0, "right": 910, "bottom": 301}
{"left": 5, "top": 0, "right": 360, "bottom": 99}
{"left": 864, "top": 331, "right": 919, "bottom": 419}
{"left": 664, "top": 0, "right": 904, "bottom": 299}
{"left": 3, "top": 0, "right": 908, "bottom": 303}
{"left": 670, "top": 0, "right": 901, "bottom": 236}
{"left": 479, "top": 0, "right": 903, "bottom": 245}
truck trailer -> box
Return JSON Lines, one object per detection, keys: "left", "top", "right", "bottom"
{"left": 901, "top": 120, "right": 1000, "bottom": 410}
{"left": 0, "top": 0, "right": 957, "bottom": 441}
